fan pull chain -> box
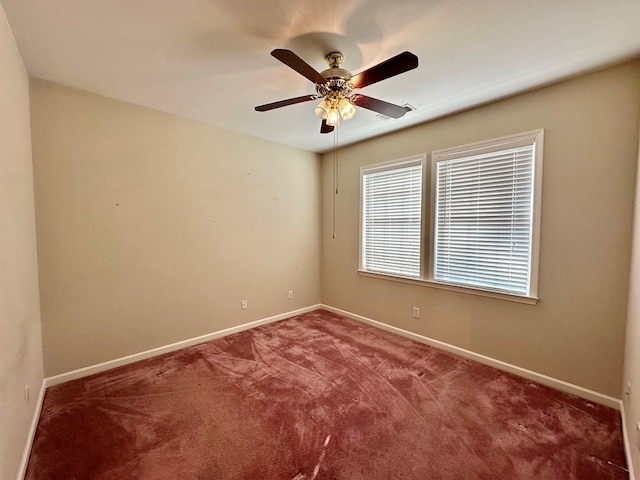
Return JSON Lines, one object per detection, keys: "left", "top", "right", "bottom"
{"left": 332, "top": 126, "right": 339, "bottom": 239}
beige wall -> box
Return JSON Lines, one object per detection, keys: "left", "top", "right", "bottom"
{"left": 623, "top": 126, "right": 640, "bottom": 478}
{"left": 30, "top": 80, "right": 321, "bottom": 376}
{"left": 0, "top": 4, "right": 44, "bottom": 480}
{"left": 321, "top": 61, "right": 640, "bottom": 398}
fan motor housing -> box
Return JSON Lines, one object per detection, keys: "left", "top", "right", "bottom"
{"left": 321, "top": 67, "right": 352, "bottom": 81}
{"left": 316, "top": 77, "right": 354, "bottom": 98}
{"left": 318, "top": 54, "right": 354, "bottom": 97}
{"left": 316, "top": 51, "right": 355, "bottom": 97}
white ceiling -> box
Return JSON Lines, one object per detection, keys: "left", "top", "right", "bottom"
{"left": 3, "top": 0, "right": 640, "bottom": 153}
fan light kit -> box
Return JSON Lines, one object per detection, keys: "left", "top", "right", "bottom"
{"left": 255, "top": 48, "right": 418, "bottom": 134}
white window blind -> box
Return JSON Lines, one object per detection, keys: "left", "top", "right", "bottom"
{"left": 361, "top": 158, "right": 423, "bottom": 278}
{"left": 433, "top": 135, "right": 539, "bottom": 295}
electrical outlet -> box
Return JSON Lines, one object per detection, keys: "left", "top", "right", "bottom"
{"left": 241, "top": 300, "right": 248, "bottom": 310}
{"left": 626, "top": 381, "right": 632, "bottom": 397}
{"left": 24, "top": 383, "right": 29, "bottom": 404}
{"left": 288, "top": 290, "right": 294, "bottom": 299}
{"left": 412, "top": 307, "right": 420, "bottom": 319}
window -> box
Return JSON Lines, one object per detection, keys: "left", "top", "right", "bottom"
{"left": 360, "top": 156, "right": 424, "bottom": 278}
{"left": 359, "top": 131, "right": 543, "bottom": 303}
{"left": 431, "top": 130, "right": 543, "bottom": 298}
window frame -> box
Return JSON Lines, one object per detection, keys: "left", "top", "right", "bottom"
{"left": 359, "top": 154, "right": 427, "bottom": 278}
{"left": 430, "top": 129, "right": 544, "bottom": 300}
{"left": 358, "top": 130, "right": 543, "bottom": 305}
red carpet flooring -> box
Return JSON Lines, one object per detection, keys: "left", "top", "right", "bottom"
{"left": 26, "top": 309, "right": 627, "bottom": 479}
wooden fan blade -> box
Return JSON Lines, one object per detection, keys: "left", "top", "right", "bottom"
{"left": 351, "top": 94, "right": 409, "bottom": 119}
{"left": 350, "top": 51, "right": 418, "bottom": 89}
{"left": 255, "top": 95, "right": 318, "bottom": 112}
{"left": 320, "top": 120, "right": 334, "bottom": 134}
{"left": 271, "top": 49, "right": 328, "bottom": 85}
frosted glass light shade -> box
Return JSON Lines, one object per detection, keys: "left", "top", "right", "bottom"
{"left": 326, "top": 107, "right": 340, "bottom": 126}
{"left": 314, "top": 99, "right": 330, "bottom": 120}
{"left": 338, "top": 98, "right": 355, "bottom": 120}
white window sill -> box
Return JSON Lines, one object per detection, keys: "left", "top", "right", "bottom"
{"left": 358, "top": 270, "right": 539, "bottom": 305}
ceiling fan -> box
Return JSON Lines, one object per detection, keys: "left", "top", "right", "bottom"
{"left": 255, "top": 49, "right": 419, "bottom": 134}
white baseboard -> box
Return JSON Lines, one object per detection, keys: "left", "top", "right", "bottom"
{"left": 44, "top": 302, "right": 623, "bottom": 407}
{"left": 321, "top": 304, "right": 621, "bottom": 410}
{"left": 16, "top": 381, "right": 46, "bottom": 480}
{"left": 621, "top": 402, "right": 637, "bottom": 480}
{"left": 44, "top": 304, "right": 321, "bottom": 388}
